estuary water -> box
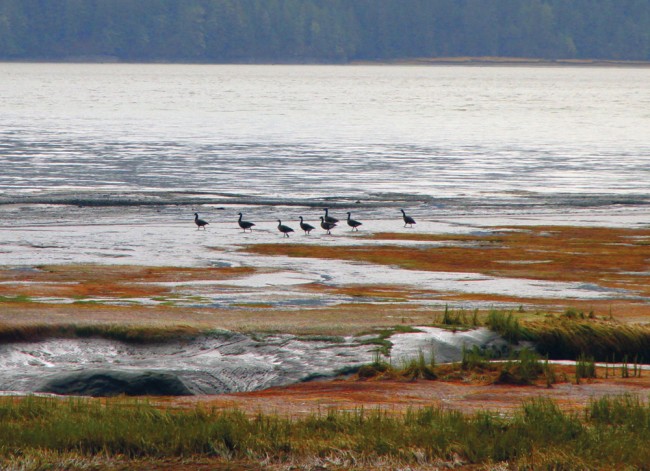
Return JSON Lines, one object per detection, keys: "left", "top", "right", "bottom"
{"left": 1, "top": 63, "right": 649, "bottom": 224}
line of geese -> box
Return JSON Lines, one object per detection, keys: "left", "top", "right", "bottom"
{"left": 195, "top": 208, "right": 416, "bottom": 236}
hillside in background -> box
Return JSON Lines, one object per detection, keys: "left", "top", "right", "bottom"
{"left": 1, "top": 0, "right": 649, "bottom": 62}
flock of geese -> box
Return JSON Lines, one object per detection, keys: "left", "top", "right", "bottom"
{"left": 193, "top": 208, "right": 416, "bottom": 236}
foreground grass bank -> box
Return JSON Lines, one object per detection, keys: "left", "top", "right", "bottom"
{"left": 1, "top": 395, "right": 649, "bottom": 469}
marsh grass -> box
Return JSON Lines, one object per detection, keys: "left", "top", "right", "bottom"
{"left": 357, "top": 351, "right": 393, "bottom": 379}
{"left": 485, "top": 310, "right": 531, "bottom": 343}
{"left": 477, "top": 309, "right": 650, "bottom": 362}
{"left": 0, "top": 322, "right": 207, "bottom": 343}
{"left": 1, "top": 395, "right": 649, "bottom": 469}
{"left": 616, "top": 355, "right": 643, "bottom": 379}
{"left": 357, "top": 348, "right": 437, "bottom": 380}
{"left": 496, "top": 348, "right": 545, "bottom": 385}
{"left": 399, "top": 349, "right": 437, "bottom": 380}
{"left": 461, "top": 345, "right": 491, "bottom": 371}
{"left": 527, "top": 317, "right": 650, "bottom": 361}
{"left": 575, "top": 354, "right": 597, "bottom": 383}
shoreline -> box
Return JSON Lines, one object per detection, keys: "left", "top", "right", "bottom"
{"left": 384, "top": 56, "right": 650, "bottom": 68}
{"left": 2, "top": 56, "right": 650, "bottom": 67}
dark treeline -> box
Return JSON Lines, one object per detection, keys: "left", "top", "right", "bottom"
{"left": 1, "top": 0, "right": 649, "bottom": 62}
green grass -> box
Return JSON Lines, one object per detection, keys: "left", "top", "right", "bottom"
{"left": 1, "top": 395, "right": 650, "bottom": 469}
{"left": 461, "top": 344, "right": 491, "bottom": 371}
{"left": 527, "top": 318, "right": 650, "bottom": 361}
{"left": 357, "top": 349, "right": 437, "bottom": 380}
{"left": 0, "top": 295, "right": 33, "bottom": 303}
{"left": 0, "top": 323, "right": 208, "bottom": 343}
{"left": 496, "top": 348, "right": 545, "bottom": 385}
{"left": 575, "top": 354, "right": 597, "bottom": 382}
{"left": 484, "top": 310, "right": 532, "bottom": 343}
{"left": 470, "top": 309, "right": 650, "bottom": 362}
{"left": 440, "top": 305, "right": 480, "bottom": 327}
{"left": 398, "top": 349, "right": 437, "bottom": 380}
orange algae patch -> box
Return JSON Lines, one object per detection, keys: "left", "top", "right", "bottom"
{"left": 304, "top": 282, "right": 429, "bottom": 300}
{"left": 0, "top": 265, "right": 254, "bottom": 300}
{"left": 0, "top": 282, "right": 170, "bottom": 299}
{"left": 247, "top": 226, "right": 650, "bottom": 297}
{"left": 165, "top": 369, "right": 650, "bottom": 417}
{"left": 0, "top": 265, "right": 253, "bottom": 284}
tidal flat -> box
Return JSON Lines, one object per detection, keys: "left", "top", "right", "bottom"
{"left": 1, "top": 208, "right": 650, "bottom": 469}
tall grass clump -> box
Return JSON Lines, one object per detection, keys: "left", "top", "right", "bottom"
{"left": 484, "top": 311, "right": 650, "bottom": 362}
{"left": 461, "top": 345, "right": 490, "bottom": 371}
{"left": 399, "top": 349, "right": 437, "bottom": 380}
{"left": 496, "top": 348, "right": 544, "bottom": 385}
{"left": 484, "top": 310, "right": 530, "bottom": 343}
{"left": 575, "top": 354, "right": 597, "bottom": 383}
{"left": 439, "top": 305, "right": 477, "bottom": 328}
{"left": 357, "top": 351, "right": 392, "bottom": 378}
{"left": 527, "top": 318, "right": 650, "bottom": 361}
{"left": 583, "top": 395, "right": 650, "bottom": 464}
{"left": 587, "top": 394, "right": 650, "bottom": 427}
{"left": 358, "top": 349, "right": 437, "bottom": 380}
{"left": 543, "top": 357, "right": 556, "bottom": 387}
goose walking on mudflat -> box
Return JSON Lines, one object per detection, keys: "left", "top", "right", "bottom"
{"left": 400, "top": 209, "right": 416, "bottom": 228}
{"left": 320, "top": 216, "right": 337, "bottom": 235}
{"left": 277, "top": 220, "right": 294, "bottom": 237}
{"left": 237, "top": 213, "right": 255, "bottom": 232}
{"left": 323, "top": 208, "right": 339, "bottom": 224}
{"left": 346, "top": 212, "right": 362, "bottom": 231}
{"left": 299, "top": 216, "right": 315, "bottom": 235}
{"left": 194, "top": 213, "right": 209, "bottom": 230}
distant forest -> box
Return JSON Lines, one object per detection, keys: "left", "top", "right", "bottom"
{"left": 1, "top": 0, "right": 649, "bottom": 62}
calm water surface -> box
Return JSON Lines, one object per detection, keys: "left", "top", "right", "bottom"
{"left": 1, "top": 63, "right": 649, "bottom": 219}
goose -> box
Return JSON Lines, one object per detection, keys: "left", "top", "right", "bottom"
{"left": 277, "top": 220, "right": 294, "bottom": 237}
{"left": 323, "top": 208, "right": 339, "bottom": 224}
{"left": 346, "top": 212, "right": 362, "bottom": 231}
{"left": 400, "top": 209, "right": 416, "bottom": 228}
{"left": 194, "top": 213, "right": 208, "bottom": 230}
{"left": 320, "top": 216, "right": 337, "bottom": 235}
{"left": 237, "top": 212, "right": 255, "bottom": 232}
{"left": 299, "top": 216, "right": 315, "bottom": 235}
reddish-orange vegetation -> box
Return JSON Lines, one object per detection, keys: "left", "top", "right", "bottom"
{"left": 164, "top": 365, "right": 650, "bottom": 416}
{"left": 0, "top": 265, "right": 254, "bottom": 299}
{"left": 250, "top": 226, "right": 650, "bottom": 290}
{"left": 246, "top": 226, "right": 650, "bottom": 320}
{"left": 304, "top": 282, "right": 425, "bottom": 300}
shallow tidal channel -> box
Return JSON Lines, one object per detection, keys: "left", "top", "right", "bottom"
{"left": 0, "top": 327, "right": 504, "bottom": 396}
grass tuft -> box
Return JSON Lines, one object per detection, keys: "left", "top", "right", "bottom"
{"left": 496, "top": 348, "right": 544, "bottom": 385}
{"left": 485, "top": 310, "right": 531, "bottom": 344}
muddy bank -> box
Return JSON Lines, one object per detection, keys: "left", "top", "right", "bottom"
{"left": 0, "top": 327, "right": 503, "bottom": 396}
